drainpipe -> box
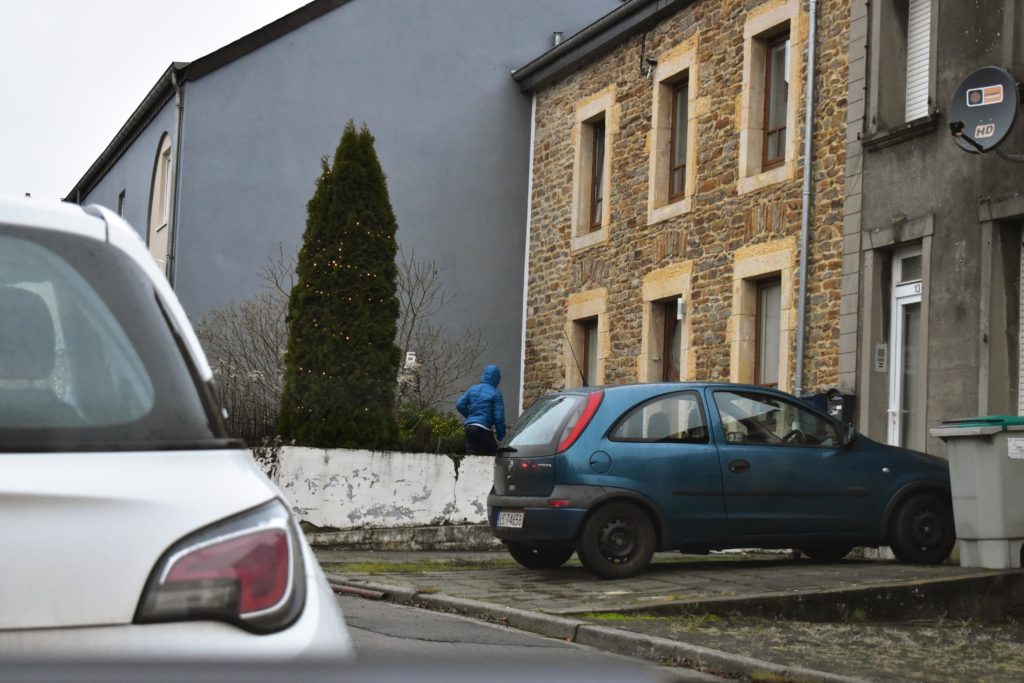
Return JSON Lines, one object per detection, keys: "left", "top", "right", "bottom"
{"left": 794, "top": 0, "right": 818, "bottom": 396}
{"left": 167, "top": 69, "right": 185, "bottom": 288}
{"left": 519, "top": 93, "right": 538, "bottom": 416}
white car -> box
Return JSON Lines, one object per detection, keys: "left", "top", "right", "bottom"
{"left": 0, "top": 197, "right": 352, "bottom": 661}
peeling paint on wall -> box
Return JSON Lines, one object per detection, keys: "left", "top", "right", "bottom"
{"left": 269, "top": 447, "right": 493, "bottom": 529}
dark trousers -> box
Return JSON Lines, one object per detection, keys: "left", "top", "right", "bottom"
{"left": 464, "top": 424, "right": 498, "bottom": 455}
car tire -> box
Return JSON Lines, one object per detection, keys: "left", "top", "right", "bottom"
{"left": 889, "top": 492, "right": 956, "bottom": 565}
{"left": 799, "top": 544, "right": 854, "bottom": 562}
{"left": 505, "top": 542, "right": 575, "bottom": 569}
{"left": 576, "top": 502, "right": 655, "bottom": 580}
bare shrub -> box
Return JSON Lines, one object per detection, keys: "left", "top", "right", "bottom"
{"left": 395, "top": 248, "right": 484, "bottom": 411}
{"left": 195, "top": 245, "right": 483, "bottom": 444}
{"left": 194, "top": 247, "right": 293, "bottom": 443}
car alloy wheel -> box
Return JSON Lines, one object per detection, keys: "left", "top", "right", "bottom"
{"left": 576, "top": 502, "right": 655, "bottom": 580}
{"left": 889, "top": 492, "right": 955, "bottom": 565}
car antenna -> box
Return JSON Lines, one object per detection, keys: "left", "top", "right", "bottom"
{"left": 563, "top": 328, "right": 587, "bottom": 387}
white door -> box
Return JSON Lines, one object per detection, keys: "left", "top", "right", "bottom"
{"left": 1019, "top": 241, "right": 1024, "bottom": 416}
{"left": 888, "top": 246, "right": 925, "bottom": 450}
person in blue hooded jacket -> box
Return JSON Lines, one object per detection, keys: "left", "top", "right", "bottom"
{"left": 456, "top": 364, "right": 506, "bottom": 455}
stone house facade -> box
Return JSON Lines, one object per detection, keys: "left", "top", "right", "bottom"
{"left": 516, "top": 0, "right": 851, "bottom": 405}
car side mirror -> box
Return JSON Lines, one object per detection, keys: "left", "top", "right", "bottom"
{"left": 842, "top": 425, "right": 856, "bottom": 447}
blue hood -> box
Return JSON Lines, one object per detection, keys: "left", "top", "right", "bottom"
{"left": 482, "top": 364, "right": 501, "bottom": 387}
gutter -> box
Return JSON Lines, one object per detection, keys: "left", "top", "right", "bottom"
{"left": 512, "top": 0, "right": 693, "bottom": 93}
{"left": 167, "top": 71, "right": 186, "bottom": 287}
{"left": 794, "top": 0, "right": 819, "bottom": 395}
{"left": 519, "top": 93, "right": 538, "bottom": 415}
{"left": 65, "top": 63, "right": 186, "bottom": 203}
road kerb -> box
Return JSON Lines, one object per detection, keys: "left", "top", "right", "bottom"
{"left": 326, "top": 575, "right": 865, "bottom": 682}
{"left": 411, "top": 592, "right": 581, "bottom": 641}
{"left": 575, "top": 624, "right": 869, "bottom": 683}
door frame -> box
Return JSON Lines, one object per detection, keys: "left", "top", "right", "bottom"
{"left": 887, "top": 245, "right": 923, "bottom": 447}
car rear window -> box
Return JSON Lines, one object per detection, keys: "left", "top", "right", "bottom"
{"left": 505, "top": 393, "right": 588, "bottom": 457}
{"left": 0, "top": 225, "right": 228, "bottom": 451}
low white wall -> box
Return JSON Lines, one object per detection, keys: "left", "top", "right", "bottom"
{"left": 272, "top": 446, "right": 493, "bottom": 529}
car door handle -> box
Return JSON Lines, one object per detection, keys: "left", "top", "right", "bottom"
{"left": 728, "top": 460, "right": 750, "bottom": 473}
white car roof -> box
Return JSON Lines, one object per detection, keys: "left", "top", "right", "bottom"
{"left": 0, "top": 195, "right": 107, "bottom": 240}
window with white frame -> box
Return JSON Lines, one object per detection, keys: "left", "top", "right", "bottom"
{"left": 148, "top": 134, "right": 173, "bottom": 276}
{"left": 869, "top": 0, "right": 934, "bottom": 131}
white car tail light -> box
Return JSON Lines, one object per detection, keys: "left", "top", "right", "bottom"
{"left": 135, "top": 499, "right": 305, "bottom": 633}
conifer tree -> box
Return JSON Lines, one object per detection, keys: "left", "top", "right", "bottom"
{"left": 278, "top": 121, "right": 400, "bottom": 447}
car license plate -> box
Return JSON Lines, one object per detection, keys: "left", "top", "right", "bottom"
{"left": 497, "top": 510, "right": 524, "bottom": 528}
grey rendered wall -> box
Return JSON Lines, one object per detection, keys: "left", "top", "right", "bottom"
{"left": 171, "top": 0, "right": 620, "bottom": 415}
{"left": 80, "top": 101, "right": 177, "bottom": 243}
{"left": 857, "top": 1, "right": 1024, "bottom": 452}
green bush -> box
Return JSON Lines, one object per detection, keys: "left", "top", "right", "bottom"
{"left": 395, "top": 407, "right": 465, "bottom": 454}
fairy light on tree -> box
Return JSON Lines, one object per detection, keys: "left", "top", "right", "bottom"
{"left": 278, "top": 121, "right": 400, "bottom": 447}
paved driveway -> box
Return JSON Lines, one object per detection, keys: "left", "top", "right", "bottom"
{"left": 318, "top": 549, "right": 1024, "bottom": 682}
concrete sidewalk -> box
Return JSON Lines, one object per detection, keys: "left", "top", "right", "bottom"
{"left": 317, "top": 548, "right": 1024, "bottom": 682}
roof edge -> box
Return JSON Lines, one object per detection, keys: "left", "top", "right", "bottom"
{"left": 65, "top": 0, "right": 353, "bottom": 202}
{"left": 511, "top": 0, "right": 694, "bottom": 93}
{"left": 184, "top": 0, "right": 353, "bottom": 82}
{"left": 64, "top": 64, "right": 182, "bottom": 202}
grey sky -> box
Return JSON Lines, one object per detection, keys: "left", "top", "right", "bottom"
{"left": 0, "top": 0, "right": 308, "bottom": 201}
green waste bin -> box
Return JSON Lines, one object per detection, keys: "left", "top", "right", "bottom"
{"left": 931, "top": 416, "right": 1024, "bottom": 569}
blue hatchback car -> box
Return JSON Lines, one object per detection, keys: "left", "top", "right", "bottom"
{"left": 487, "top": 383, "right": 954, "bottom": 579}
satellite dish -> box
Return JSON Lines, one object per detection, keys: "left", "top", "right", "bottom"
{"left": 949, "top": 66, "right": 1019, "bottom": 153}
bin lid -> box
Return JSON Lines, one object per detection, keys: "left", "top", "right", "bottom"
{"left": 930, "top": 415, "right": 1024, "bottom": 438}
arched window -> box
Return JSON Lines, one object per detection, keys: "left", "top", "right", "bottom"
{"left": 148, "top": 134, "right": 173, "bottom": 276}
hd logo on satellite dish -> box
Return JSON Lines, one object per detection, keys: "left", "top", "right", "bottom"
{"left": 967, "top": 84, "right": 1004, "bottom": 107}
{"left": 975, "top": 123, "right": 997, "bottom": 139}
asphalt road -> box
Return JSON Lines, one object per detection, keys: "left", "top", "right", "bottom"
{"left": 335, "top": 593, "right": 725, "bottom": 682}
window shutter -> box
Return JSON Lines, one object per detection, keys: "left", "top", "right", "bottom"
{"left": 905, "top": 0, "right": 931, "bottom": 121}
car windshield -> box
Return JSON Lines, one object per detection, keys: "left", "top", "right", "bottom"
{"left": 0, "top": 225, "right": 226, "bottom": 451}
{"left": 505, "top": 393, "right": 588, "bottom": 457}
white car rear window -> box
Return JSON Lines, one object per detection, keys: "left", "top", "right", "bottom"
{"left": 0, "top": 226, "right": 229, "bottom": 451}
{"left": 0, "top": 236, "right": 154, "bottom": 428}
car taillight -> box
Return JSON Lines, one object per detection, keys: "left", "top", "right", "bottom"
{"left": 557, "top": 390, "right": 604, "bottom": 453}
{"left": 135, "top": 499, "right": 305, "bottom": 633}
